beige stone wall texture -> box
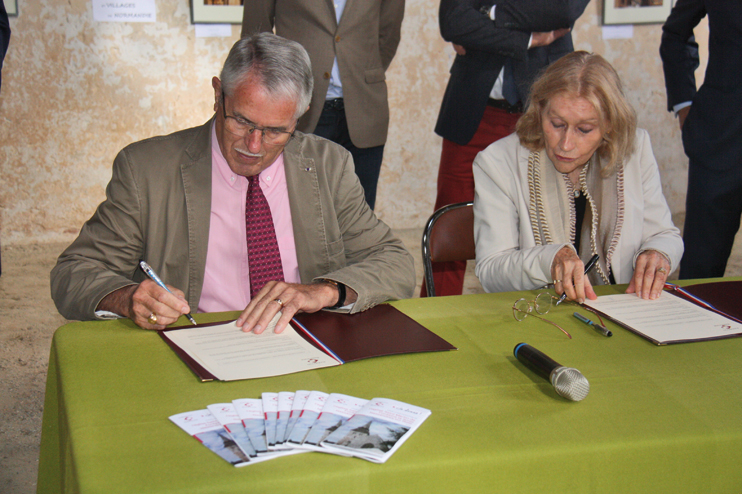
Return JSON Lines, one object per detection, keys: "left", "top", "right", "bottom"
{"left": 0, "top": 0, "right": 708, "bottom": 244}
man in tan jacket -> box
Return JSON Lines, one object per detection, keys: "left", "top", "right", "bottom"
{"left": 242, "top": 0, "right": 405, "bottom": 209}
{"left": 51, "top": 34, "right": 415, "bottom": 333}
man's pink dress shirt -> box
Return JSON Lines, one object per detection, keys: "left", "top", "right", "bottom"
{"left": 198, "top": 124, "right": 300, "bottom": 313}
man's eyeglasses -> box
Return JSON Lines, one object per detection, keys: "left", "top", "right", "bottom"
{"left": 512, "top": 291, "right": 606, "bottom": 339}
{"left": 220, "top": 92, "right": 294, "bottom": 145}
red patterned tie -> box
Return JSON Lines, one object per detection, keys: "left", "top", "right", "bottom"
{"left": 246, "top": 174, "right": 284, "bottom": 298}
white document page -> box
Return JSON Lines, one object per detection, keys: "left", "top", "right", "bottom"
{"left": 164, "top": 318, "right": 340, "bottom": 381}
{"left": 583, "top": 293, "right": 742, "bottom": 344}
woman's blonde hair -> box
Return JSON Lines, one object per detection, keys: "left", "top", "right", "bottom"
{"left": 516, "top": 51, "right": 637, "bottom": 176}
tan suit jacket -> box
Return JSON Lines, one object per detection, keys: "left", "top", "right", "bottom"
{"left": 241, "top": 0, "right": 405, "bottom": 148}
{"left": 50, "top": 119, "right": 415, "bottom": 321}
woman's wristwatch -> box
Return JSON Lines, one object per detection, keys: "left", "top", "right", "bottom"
{"left": 317, "top": 279, "right": 346, "bottom": 309}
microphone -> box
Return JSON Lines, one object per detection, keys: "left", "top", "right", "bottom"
{"left": 513, "top": 343, "right": 589, "bottom": 401}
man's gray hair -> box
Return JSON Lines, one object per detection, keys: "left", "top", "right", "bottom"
{"left": 220, "top": 33, "right": 313, "bottom": 120}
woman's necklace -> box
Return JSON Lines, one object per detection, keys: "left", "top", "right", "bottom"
{"left": 527, "top": 151, "right": 610, "bottom": 284}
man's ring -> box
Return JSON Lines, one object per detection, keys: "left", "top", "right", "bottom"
{"left": 657, "top": 267, "right": 667, "bottom": 274}
{"left": 147, "top": 313, "right": 158, "bottom": 325}
{"left": 274, "top": 299, "right": 283, "bottom": 307}
{"left": 553, "top": 279, "right": 562, "bottom": 284}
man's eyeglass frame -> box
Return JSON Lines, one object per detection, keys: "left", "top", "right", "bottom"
{"left": 220, "top": 91, "right": 295, "bottom": 145}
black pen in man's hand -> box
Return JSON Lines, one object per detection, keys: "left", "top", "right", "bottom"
{"left": 555, "top": 254, "right": 599, "bottom": 306}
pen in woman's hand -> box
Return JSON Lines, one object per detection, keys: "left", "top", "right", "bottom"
{"left": 139, "top": 260, "right": 197, "bottom": 325}
{"left": 555, "top": 254, "right": 599, "bottom": 306}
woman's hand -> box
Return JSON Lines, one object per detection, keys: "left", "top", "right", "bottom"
{"left": 551, "top": 246, "right": 597, "bottom": 304}
{"left": 626, "top": 250, "right": 671, "bottom": 300}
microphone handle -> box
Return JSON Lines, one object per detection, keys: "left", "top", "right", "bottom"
{"left": 514, "top": 343, "right": 562, "bottom": 381}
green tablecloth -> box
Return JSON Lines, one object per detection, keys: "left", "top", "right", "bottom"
{"left": 37, "top": 283, "right": 742, "bottom": 493}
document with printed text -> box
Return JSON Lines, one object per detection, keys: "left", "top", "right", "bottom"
{"left": 162, "top": 318, "right": 340, "bottom": 381}
{"left": 161, "top": 304, "right": 456, "bottom": 382}
{"left": 583, "top": 293, "right": 742, "bottom": 345}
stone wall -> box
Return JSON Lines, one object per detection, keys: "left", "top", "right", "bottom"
{"left": 0, "top": 0, "right": 707, "bottom": 243}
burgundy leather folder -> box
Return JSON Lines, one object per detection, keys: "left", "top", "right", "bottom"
{"left": 666, "top": 280, "right": 742, "bottom": 324}
{"left": 291, "top": 304, "right": 457, "bottom": 363}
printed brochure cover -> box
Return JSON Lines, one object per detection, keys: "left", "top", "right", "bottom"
{"left": 299, "top": 393, "right": 368, "bottom": 452}
{"left": 286, "top": 390, "right": 328, "bottom": 445}
{"left": 171, "top": 393, "right": 429, "bottom": 466}
{"left": 169, "top": 410, "right": 251, "bottom": 467}
{"left": 321, "top": 398, "right": 431, "bottom": 463}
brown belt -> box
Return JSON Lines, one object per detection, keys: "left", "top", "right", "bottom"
{"left": 487, "top": 98, "right": 523, "bottom": 114}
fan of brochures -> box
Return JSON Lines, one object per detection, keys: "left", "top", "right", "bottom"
{"left": 169, "top": 391, "right": 431, "bottom": 466}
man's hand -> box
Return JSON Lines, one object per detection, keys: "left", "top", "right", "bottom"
{"left": 551, "top": 246, "right": 597, "bottom": 304}
{"left": 235, "top": 281, "right": 358, "bottom": 335}
{"left": 678, "top": 106, "right": 691, "bottom": 130}
{"left": 626, "top": 250, "right": 671, "bottom": 300}
{"left": 97, "top": 279, "right": 192, "bottom": 330}
{"left": 455, "top": 27, "right": 569, "bottom": 56}
{"left": 531, "top": 28, "right": 570, "bottom": 48}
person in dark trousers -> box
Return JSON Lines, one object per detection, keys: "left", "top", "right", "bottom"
{"left": 423, "top": 0, "right": 589, "bottom": 297}
{"left": 660, "top": 0, "right": 742, "bottom": 279}
{"left": 241, "top": 0, "right": 405, "bottom": 210}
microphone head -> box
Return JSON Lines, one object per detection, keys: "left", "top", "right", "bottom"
{"left": 550, "top": 367, "right": 590, "bottom": 401}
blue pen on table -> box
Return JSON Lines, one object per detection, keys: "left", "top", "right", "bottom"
{"left": 573, "top": 311, "right": 612, "bottom": 337}
{"left": 555, "top": 254, "right": 599, "bottom": 306}
{"left": 139, "top": 260, "right": 197, "bottom": 326}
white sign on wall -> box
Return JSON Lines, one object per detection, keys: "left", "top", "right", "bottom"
{"left": 194, "top": 24, "right": 233, "bottom": 38}
{"left": 92, "top": 0, "right": 157, "bottom": 23}
{"left": 602, "top": 25, "right": 634, "bottom": 40}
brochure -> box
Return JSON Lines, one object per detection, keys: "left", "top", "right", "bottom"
{"left": 169, "top": 409, "right": 250, "bottom": 466}
{"left": 321, "top": 398, "right": 431, "bottom": 463}
{"left": 262, "top": 392, "right": 279, "bottom": 449}
{"left": 274, "top": 391, "right": 294, "bottom": 450}
{"left": 286, "top": 390, "right": 328, "bottom": 445}
{"left": 299, "top": 393, "right": 368, "bottom": 452}
{"left": 172, "top": 393, "right": 430, "bottom": 467}
{"left": 232, "top": 398, "right": 268, "bottom": 454}
{"left": 230, "top": 397, "right": 307, "bottom": 461}
{"left": 206, "top": 403, "right": 257, "bottom": 459}
{"left": 283, "top": 390, "right": 310, "bottom": 444}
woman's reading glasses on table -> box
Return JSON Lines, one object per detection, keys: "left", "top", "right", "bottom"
{"left": 512, "top": 291, "right": 607, "bottom": 339}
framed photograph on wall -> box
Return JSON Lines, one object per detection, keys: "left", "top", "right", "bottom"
{"left": 603, "top": 0, "right": 673, "bottom": 25}
{"left": 4, "top": 0, "right": 18, "bottom": 16}
{"left": 190, "top": 0, "right": 243, "bottom": 24}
